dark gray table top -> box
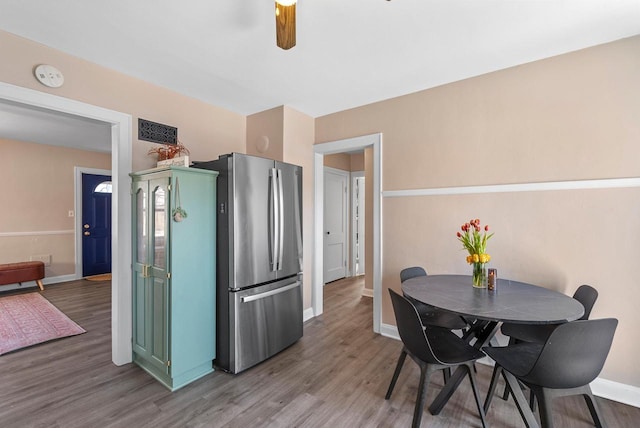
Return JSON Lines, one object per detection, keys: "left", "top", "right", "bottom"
{"left": 402, "top": 274, "right": 584, "bottom": 324}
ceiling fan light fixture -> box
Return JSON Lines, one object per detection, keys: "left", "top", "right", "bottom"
{"left": 275, "top": 0, "right": 296, "bottom": 50}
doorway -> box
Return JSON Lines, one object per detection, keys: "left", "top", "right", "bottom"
{"left": 81, "top": 172, "right": 113, "bottom": 277}
{"left": 0, "top": 81, "right": 132, "bottom": 365}
{"left": 313, "top": 133, "right": 382, "bottom": 333}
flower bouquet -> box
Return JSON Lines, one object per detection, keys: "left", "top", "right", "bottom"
{"left": 457, "top": 218, "right": 494, "bottom": 288}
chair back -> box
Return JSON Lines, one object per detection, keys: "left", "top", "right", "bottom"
{"left": 523, "top": 318, "right": 617, "bottom": 389}
{"left": 400, "top": 266, "right": 427, "bottom": 283}
{"left": 388, "top": 289, "right": 441, "bottom": 364}
{"left": 573, "top": 284, "right": 598, "bottom": 320}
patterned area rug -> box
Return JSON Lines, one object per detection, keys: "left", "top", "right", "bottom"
{"left": 0, "top": 293, "right": 86, "bottom": 355}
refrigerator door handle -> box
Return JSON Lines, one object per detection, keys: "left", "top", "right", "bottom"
{"left": 277, "top": 168, "right": 284, "bottom": 270}
{"left": 241, "top": 281, "right": 300, "bottom": 303}
{"left": 270, "top": 168, "right": 279, "bottom": 272}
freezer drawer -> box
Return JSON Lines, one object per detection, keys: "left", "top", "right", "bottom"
{"left": 230, "top": 277, "right": 303, "bottom": 373}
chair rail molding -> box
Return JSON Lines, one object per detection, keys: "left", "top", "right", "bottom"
{"left": 383, "top": 177, "right": 640, "bottom": 198}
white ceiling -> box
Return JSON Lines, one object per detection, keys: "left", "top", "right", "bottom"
{"left": 0, "top": 99, "right": 112, "bottom": 152}
{"left": 0, "top": 0, "right": 639, "bottom": 149}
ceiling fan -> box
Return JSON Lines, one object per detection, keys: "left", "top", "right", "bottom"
{"left": 275, "top": 0, "right": 296, "bottom": 50}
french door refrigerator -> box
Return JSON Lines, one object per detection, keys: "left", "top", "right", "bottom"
{"left": 194, "top": 153, "right": 303, "bottom": 373}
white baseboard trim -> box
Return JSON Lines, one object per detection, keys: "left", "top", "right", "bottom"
{"left": 591, "top": 377, "right": 640, "bottom": 408}
{"left": 303, "top": 307, "right": 315, "bottom": 322}
{"left": 0, "top": 273, "right": 80, "bottom": 292}
{"left": 44, "top": 274, "right": 80, "bottom": 285}
{"left": 380, "top": 322, "right": 400, "bottom": 340}
{"left": 379, "top": 323, "right": 639, "bottom": 408}
{"left": 362, "top": 288, "right": 373, "bottom": 298}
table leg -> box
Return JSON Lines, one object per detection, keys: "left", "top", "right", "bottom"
{"left": 428, "top": 365, "right": 467, "bottom": 415}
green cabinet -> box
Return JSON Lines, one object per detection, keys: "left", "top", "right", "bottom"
{"left": 131, "top": 166, "right": 217, "bottom": 391}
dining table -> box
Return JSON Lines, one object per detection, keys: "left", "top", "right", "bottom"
{"left": 402, "top": 274, "right": 585, "bottom": 426}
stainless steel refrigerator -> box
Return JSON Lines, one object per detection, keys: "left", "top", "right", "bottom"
{"left": 194, "top": 153, "right": 303, "bottom": 373}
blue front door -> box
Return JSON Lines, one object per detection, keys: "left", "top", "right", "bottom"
{"left": 82, "top": 173, "right": 112, "bottom": 277}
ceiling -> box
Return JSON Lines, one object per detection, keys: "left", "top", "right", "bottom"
{"left": 0, "top": 0, "right": 639, "bottom": 149}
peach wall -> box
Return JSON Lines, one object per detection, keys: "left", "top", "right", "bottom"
{"left": 0, "top": 138, "right": 111, "bottom": 277}
{"left": 0, "top": 30, "right": 246, "bottom": 171}
{"left": 246, "top": 106, "right": 284, "bottom": 161}
{"left": 282, "top": 107, "right": 315, "bottom": 309}
{"left": 315, "top": 36, "right": 640, "bottom": 386}
{"left": 324, "top": 152, "right": 365, "bottom": 172}
{"left": 324, "top": 153, "right": 351, "bottom": 171}
{"left": 350, "top": 153, "right": 364, "bottom": 172}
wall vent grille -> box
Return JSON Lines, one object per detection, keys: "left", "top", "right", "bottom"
{"left": 138, "top": 118, "right": 177, "bottom": 145}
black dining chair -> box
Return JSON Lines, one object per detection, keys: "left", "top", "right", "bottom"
{"left": 483, "top": 318, "right": 618, "bottom": 428}
{"left": 496, "top": 284, "right": 599, "bottom": 407}
{"left": 400, "top": 267, "right": 468, "bottom": 331}
{"left": 501, "top": 284, "right": 598, "bottom": 344}
{"left": 385, "top": 289, "right": 487, "bottom": 428}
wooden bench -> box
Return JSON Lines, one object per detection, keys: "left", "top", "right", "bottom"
{"left": 0, "top": 261, "right": 45, "bottom": 291}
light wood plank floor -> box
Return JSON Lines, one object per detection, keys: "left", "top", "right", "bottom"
{"left": 0, "top": 277, "right": 636, "bottom": 427}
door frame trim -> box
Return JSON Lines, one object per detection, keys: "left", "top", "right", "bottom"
{"left": 323, "top": 166, "right": 350, "bottom": 282}
{"left": 350, "top": 170, "right": 365, "bottom": 277}
{"left": 313, "top": 133, "right": 382, "bottom": 333}
{"left": 0, "top": 81, "right": 133, "bottom": 366}
{"left": 74, "top": 167, "right": 112, "bottom": 279}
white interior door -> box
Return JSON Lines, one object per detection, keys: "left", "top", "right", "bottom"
{"left": 351, "top": 173, "right": 365, "bottom": 276}
{"left": 324, "top": 167, "right": 349, "bottom": 283}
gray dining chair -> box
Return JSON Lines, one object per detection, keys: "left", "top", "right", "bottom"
{"left": 400, "top": 267, "right": 468, "bottom": 331}
{"left": 483, "top": 318, "right": 617, "bottom": 428}
{"left": 501, "top": 284, "right": 598, "bottom": 344}
{"left": 496, "top": 284, "right": 598, "bottom": 407}
{"left": 386, "top": 289, "right": 487, "bottom": 428}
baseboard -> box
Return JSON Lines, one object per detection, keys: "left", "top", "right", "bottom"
{"left": 44, "top": 274, "right": 80, "bottom": 285}
{"left": 361, "top": 288, "right": 373, "bottom": 298}
{"left": 380, "top": 322, "right": 400, "bottom": 340}
{"left": 303, "top": 307, "right": 315, "bottom": 322}
{"left": 591, "top": 377, "right": 640, "bottom": 408}
{"left": 378, "top": 323, "right": 639, "bottom": 408}
{"left": 0, "top": 273, "right": 80, "bottom": 293}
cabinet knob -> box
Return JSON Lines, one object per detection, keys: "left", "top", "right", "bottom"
{"left": 83, "top": 224, "right": 90, "bottom": 229}
{"left": 84, "top": 231, "right": 90, "bottom": 236}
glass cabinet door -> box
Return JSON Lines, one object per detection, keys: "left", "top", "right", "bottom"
{"left": 150, "top": 178, "right": 170, "bottom": 270}
{"left": 135, "top": 185, "right": 148, "bottom": 265}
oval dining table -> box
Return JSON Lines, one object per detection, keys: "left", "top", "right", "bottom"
{"left": 401, "top": 274, "right": 585, "bottom": 424}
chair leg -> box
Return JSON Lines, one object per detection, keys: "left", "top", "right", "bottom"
{"left": 412, "top": 362, "right": 432, "bottom": 428}
{"left": 502, "top": 371, "right": 539, "bottom": 428}
{"left": 484, "top": 363, "right": 503, "bottom": 413}
{"left": 501, "top": 337, "right": 518, "bottom": 400}
{"left": 442, "top": 367, "right": 451, "bottom": 383}
{"left": 582, "top": 387, "right": 606, "bottom": 428}
{"left": 533, "top": 387, "right": 555, "bottom": 428}
{"left": 385, "top": 347, "right": 407, "bottom": 400}
{"left": 529, "top": 389, "right": 537, "bottom": 412}
{"left": 466, "top": 363, "right": 488, "bottom": 428}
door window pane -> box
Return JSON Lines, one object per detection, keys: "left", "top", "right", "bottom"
{"left": 136, "top": 188, "right": 148, "bottom": 264}
{"left": 94, "top": 181, "right": 112, "bottom": 193}
{"left": 153, "top": 186, "right": 166, "bottom": 269}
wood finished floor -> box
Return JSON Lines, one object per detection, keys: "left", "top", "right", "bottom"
{"left": 0, "top": 277, "right": 636, "bottom": 427}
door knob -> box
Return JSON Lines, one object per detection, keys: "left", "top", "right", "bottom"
{"left": 84, "top": 224, "right": 90, "bottom": 229}
{"left": 84, "top": 231, "right": 90, "bottom": 236}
